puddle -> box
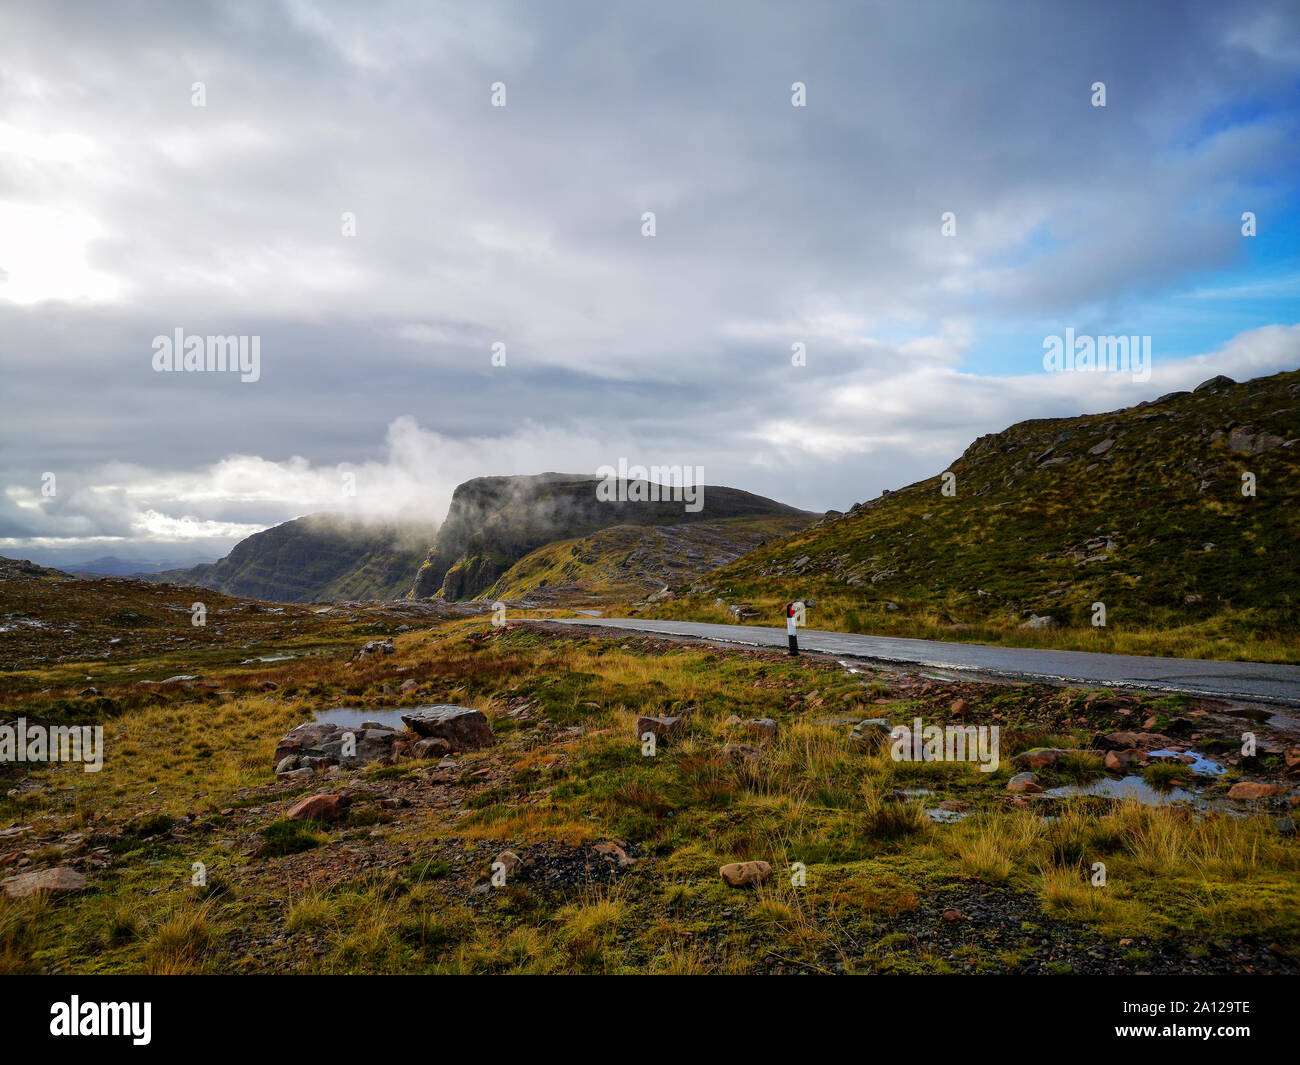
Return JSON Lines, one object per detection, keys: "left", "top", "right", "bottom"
{"left": 242, "top": 654, "right": 298, "bottom": 663}
{"left": 313, "top": 707, "right": 408, "bottom": 729}
{"left": 1147, "top": 749, "right": 1226, "bottom": 776}
{"left": 1046, "top": 776, "right": 1208, "bottom": 807}
{"left": 925, "top": 807, "right": 970, "bottom": 823}
{"left": 838, "top": 660, "right": 864, "bottom": 675}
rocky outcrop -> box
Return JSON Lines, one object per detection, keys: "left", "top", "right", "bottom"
{"left": 412, "top": 473, "right": 809, "bottom": 601}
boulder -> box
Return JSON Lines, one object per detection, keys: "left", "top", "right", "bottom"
{"left": 287, "top": 793, "right": 350, "bottom": 822}
{"left": 636, "top": 715, "right": 684, "bottom": 742}
{"left": 720, "top": 860, "right": 771, "bottom": 888}
{"left": 1007, "top": 772, "right": 1043, "bottom": 793}
{"left": 2, "top": 865, "right": 88, "bottom": 899}
{"left": 274, "top": 720, "right": 400, "bottom": 768}
{"left": 493, "top": 850, "right": 523, "bottom": 876}
{"left": 1104, "top": 749, "right": 1144, "bottom": 772}
{"left": 1194, "top": 375, "right": 1235, "bottom": 392}
{"left": 1012, "top": 748, "right": 1077, "bottom": 770}
{"left": 401, "top": 705, "right": 494, "bottom": 752}
{"left": 1095, "top": 731, "right": 1174, "bottom": 752}
{"left": 351, "top": 639, "right": 395, "bottom": 662}
{"left": 413, "top": 736, "right": 452, "bottom": 759}
{"left": 1018, "top": 614, "right": 1060, "bottom": 630}
{"left": 850, "top": 718, "right": 893, "bottom": 747}
{"left": 1228, "top": 781, "right": 1287, "bottom": 801}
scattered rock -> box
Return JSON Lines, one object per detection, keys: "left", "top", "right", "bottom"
{"left": 1194, "top": 374, "right": 1235, "bottom": 392}
{"left": 1007, "top": 772, "right": 1043, "bottom": 793}
{"left": 636, "top": 715, "right": 684, "bottom": 742}
{"left": 1018, "top": 614, "right": 1060, "bottom": 630}
{"left": 351, "top": 639, "right": 395, "bottom": 663}
{"left": 1012, "top": 748, "right": 1078, "bottom": 770}
{"left": 287, "top": 792, "right": 350, "bottom": 822}
{"left": 1228, "top": 781, "right": 1286, "bottom": 801}
{"left": 401, "top": 705, "right": 494, "bottom": 752}
{"left": 413, "top": 736, "right": 452, "bottom": 759}
{"left": 720, "top": 860, "right": 771, "bottom": 888}
{"left": 722, "top": 743, "right": 760, "bottom": 764}
{"left": 494, "top": 850, "right": 523, "bottom": 876}
{"left": 850, "top": 718, "right": 893, "bottom": 747}
{"left": 274, "top": 720, "right": 400, "bottom": 768}
{"left": 2, "top": 865, "right": 88, "bottom": 899}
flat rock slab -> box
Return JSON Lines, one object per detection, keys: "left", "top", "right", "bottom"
{"left": 3, "top": 865, "right": 88, "bottom": 899}
{"left": 401, "top": 705, "right": 494, "bottom": 752}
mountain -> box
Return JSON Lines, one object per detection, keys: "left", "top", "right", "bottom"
{"left": 652, "top": 370, "right": 1300, "bottom": 647}
{"left": 72, "top": 556, "right": 214, "bottom": 577}
{"left": 412, "top": 473, "right": 811, "bottom": 600}
{"left": 147, "top": 514, "right": 438, "bottom": 603}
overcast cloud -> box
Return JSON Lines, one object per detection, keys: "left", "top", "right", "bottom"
{"left": 2, "top": 0, "right": 1298, "bottom": 565}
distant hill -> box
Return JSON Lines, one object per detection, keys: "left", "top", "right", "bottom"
{"left": 72, "top": 556, "right": 214, "bottom": 577}
{"left": 147, "top": 514, "right": 437, "bottom": 603}
{"left": 648, "top": 370, "right": 1300, "bottom": 658}
{"left": 412, "top": 473, "right": 811, "bottom": 601}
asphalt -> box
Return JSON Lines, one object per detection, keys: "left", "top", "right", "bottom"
{"left": 546, "top": 617, "right": 1300, "bottom": 706}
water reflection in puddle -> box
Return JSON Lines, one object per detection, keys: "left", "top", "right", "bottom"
{"left": 313, "top": 707, "right": 408, "bottom": 729}
{"left": 1046, "top": 776, "right": 1207, "bottom": 807}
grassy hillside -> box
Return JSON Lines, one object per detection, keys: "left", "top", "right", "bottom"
{"left": 645, "top": 370, "right": 1300, "bottom": 662}
{"left": 481, "top": 515, "right": 812, "bottom": 603}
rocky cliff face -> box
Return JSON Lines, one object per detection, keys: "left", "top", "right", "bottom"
{"left": 412, "top": 473, "right": 809, "bottom": 600}
{"left": 148, "top": 514, "right": 438, "bottom": 603}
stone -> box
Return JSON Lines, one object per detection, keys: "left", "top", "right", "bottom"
{"left": 1105, "top": 749, "right": 1144, "bottom": 772}
{"left": 1007, "top": 772, "right": 1043, "bottom": 793}
{"left": 1228, "top": 781, "right": 1286, "bottom": 800}
{"left": 950, "top": 698, "right": 970, "bottom": 717}
{"left": 720, "top": 860, "right": 771, "bottom": 888}
{"left": 1193, "top": 374, "right": 1235, "bottom": 392}
{"left": 401, "top": 705, "right": 494, "bottom": 752}
{"left": 850, "top": 718, "right": 893, "bottom": 747}
{"left": 399, "top": 679, "right": 419, "bottom": 693}
{"left": 413, "top": 736, "right": 451, "bottom": 759}
{"left": 258, "top": 680, "right": 279, "bottom": 692}
{"left": 2, "top": 865, "right": 87, "bottom": 899}
{"left": 494, "top": 850, "right": 523, "bottom": 876}
{"left": 351, "top": 639, "right": 395, "bottom": 662}
{"left": 722, "top": 743, "right": 760, "bottom": 764}
{"left": 636, "top": 715, "right": 683, "bottom": 742}
{"left": 1012, "top": 748, "right": 1076, "bottom": 770}
{"left": 746, "top": 718, "right": 778, "bottom": 738}
{"left": 274, "top": 720, "right": 400, "bottom": 767}
{"left": 1096, "top": 731, "right": 1175, "bottom": 752}
{"left": 938, "top": 800, "right": 969, "bottom": 812}
{"left": 274, "top": 755, "right": 298, "bottom": 774}
{"left": 592, "top": 842, "right": 636, "bottom": 867}
{"left": 287, "top": 793, "right": 350, "bottom": 822}
{"left": 1088, "top": 437, "right": 1115, "bottom": 456}
{"left": 1018, "top": 614, "right": 1060, "bottom": 630}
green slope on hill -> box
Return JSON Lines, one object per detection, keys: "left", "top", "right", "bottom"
{"left": 645, "top": 370, "right": 1300, "bottom": 661}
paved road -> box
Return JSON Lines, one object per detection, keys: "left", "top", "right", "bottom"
{"left": 547, "top": 618, "right": 1300, "bottom": 706}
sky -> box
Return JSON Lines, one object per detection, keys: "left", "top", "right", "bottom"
{"left": 1, "top": 0, "right": 1298, "bottom": 567}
